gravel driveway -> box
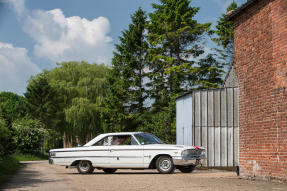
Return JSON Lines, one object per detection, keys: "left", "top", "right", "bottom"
{"left": 1, "top": 161, "right": 287, "bottom": 191}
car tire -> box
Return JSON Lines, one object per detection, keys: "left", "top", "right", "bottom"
{"left": 156, "top": 156, "right": 175, "bottom": 174}
{"left": 77, "top": 160, "right": 94, "bottom": 174}
{"left": 103, "top": 168, "right": 117, "bottom": 174}
{"left": 178, "top": 165, "right": 196, "bottom": 173}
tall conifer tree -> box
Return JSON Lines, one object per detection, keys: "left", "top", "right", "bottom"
{"left": 103, "top": 8, "right": 148, "bottom": 131}
{"left": 147, "top": 0, "right": 211, "bottom": 109}
{"left": 212, "top": 2, "right": 238, "bottom": 63}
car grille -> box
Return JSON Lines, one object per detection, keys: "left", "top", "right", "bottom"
{"left": 185, "top": 149, "right": 204, "bottom": 159}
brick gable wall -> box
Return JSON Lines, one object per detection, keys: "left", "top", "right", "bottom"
{"left": 233, "top": 0, "right": 287, "bottom": 182}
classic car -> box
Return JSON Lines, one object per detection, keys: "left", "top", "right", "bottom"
{"left": 49, "top": 132, "right": 205, "bottom": 174}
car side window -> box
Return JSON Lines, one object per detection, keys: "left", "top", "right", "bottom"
{"left": 93, "top": 136, "right": 111, "bottom": 146}
{"left": 112, "top": 135, "right": 138, "bottom": 146}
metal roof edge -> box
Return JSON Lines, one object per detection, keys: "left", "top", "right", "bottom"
{"left": 176, "top": 86, "right": 239, "bottom": 100}
{"left": 226, "top": 0, "right": 258, "bottom": 21}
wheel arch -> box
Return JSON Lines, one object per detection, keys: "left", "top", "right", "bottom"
{"left": 71, "top": 159, "right": 93, "bottom": 167}
{"left": 148, "top": 154, "right": 172, "bottom": 169}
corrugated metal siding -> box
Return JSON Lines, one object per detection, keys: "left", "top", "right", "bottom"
{"left": 176, "top": 87, "right": 239, "bottom": 167}
{"left": 176, "top": 93, "right": 193, "bottom": 146}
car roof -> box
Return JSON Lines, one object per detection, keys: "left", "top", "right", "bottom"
{"left": 99, "top": 132, "right": 143, "bottom": 136}
{"left": 83, "top": 132, "right": 144, "bottom": 146}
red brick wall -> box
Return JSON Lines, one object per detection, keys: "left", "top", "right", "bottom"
{"left": 233, "top": 0, "right": 287, "bottom": 182}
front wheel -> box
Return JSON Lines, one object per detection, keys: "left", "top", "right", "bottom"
{"left": 103, "top": 168, "right": 117, "bottom": 174}
{"left": 178, "top": 165, "right": 195, "bottom": 173}
{"left": 156, "top": 156, "right": 175, "bottom": 174}
{"left": 77, "top": 160, "right": 94, "bottom": 174}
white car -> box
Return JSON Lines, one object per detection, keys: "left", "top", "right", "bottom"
{"left": 49, "top": 132, "right": 205, "bottom": 174}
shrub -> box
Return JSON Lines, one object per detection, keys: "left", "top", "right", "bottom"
{"left": 0, "top": 118, "right": 10, "bottom": 157}
{"left": 0, "top": 155, "right": 19, "bottom": 183}
{"left": 12, "top": 118, "right": 48, "bottom": 153}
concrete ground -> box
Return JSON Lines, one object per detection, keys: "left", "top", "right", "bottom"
{"left": 1, "top": 161, "right": 287, "bottom": 191}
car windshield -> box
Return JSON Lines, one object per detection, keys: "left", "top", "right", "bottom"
{"left": 134, "top": 133, "right": 163, "bottom": 145}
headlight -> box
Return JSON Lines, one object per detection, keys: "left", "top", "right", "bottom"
{"left": 50, "top": 152, "right": 56, "bottom": 157}
{"left": 181, "top": 149, "right": 190, "bottom": 156}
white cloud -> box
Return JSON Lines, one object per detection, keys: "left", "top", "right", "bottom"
{"left": 6, "top": 0, "right": 113, "bottom": 65}
{"left": 23, "top": 9, "right": 113, "bottom": 64}
{"left": 0, "top": 42, "right": 40, "bottom": 94}
{"left": 0, "top": 0, "right": 113, "bottom": 95}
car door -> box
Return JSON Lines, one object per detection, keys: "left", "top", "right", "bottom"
{"left": 89, "top": 136, "right": 111, "bottom": 167}
{"left": 109, "top": 135, "right": 144, "bottom": 168}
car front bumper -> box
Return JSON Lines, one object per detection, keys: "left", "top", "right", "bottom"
{"left": 172, "top": 157, "right": 203, "bottom": 166}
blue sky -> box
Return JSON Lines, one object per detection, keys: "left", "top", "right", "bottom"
{"left": 0, "top": 0, "right": 247, "bottom": 95}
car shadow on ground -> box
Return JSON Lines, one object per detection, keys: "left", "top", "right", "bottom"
{"left": 63, "top": 170, "right": 184, "bottom": 175}
{"left": 0, "top": 164, "right": 58, "bottom": 190}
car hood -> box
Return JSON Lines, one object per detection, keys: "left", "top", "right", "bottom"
{"left": 143, "top": 144, "right": 204, "bottom": 150}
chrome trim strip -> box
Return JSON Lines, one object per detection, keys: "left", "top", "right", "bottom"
{"left": 52, "top": 148, "right": 178, "bottom": 153}
{"left": 53, "top": 149, "right": 110, "bottom": 152}
{"left": 51, "top": 156, "right": 143, "bottom": 159}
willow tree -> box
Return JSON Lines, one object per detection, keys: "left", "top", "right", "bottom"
{"left": 64, "top": 98, "right": 100, "bottom": 144}
{"left": 45, "top": 62, "right": 110, "bottom": 144}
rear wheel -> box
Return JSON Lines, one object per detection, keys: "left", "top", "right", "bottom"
{"left": 103, "top": 168, "right": 117, "bottom": 174}
{"left": 178, "top": 165, "right": 195, "bottom": 173}
{"left": 77, "top": 160, "right": 94, "bottom": 174}
{"left": 156, "top": 156, "right": 175, "bottom": 174}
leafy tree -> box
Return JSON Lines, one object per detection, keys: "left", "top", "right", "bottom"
{"left": 147, "top": 0, "right": 211, "bottom": 109}
{"left": 212, "top": 2, "right": 238, "bottom": 63}
{"left": 138, "top": 96, "right": 177, "bottom": 144}
{"left": 103, "top": 8, "right": 149, "bottom": 131}
{"left": 25, "top": 73, "right": 61, "bottom": 130}
{"left": 0, "top": 92, "right": 27, "bottom": 155}
{"left": 12, "top": 118, "right": 48, "bottom": 153}
{"left": 0, "top": 92, "right": 28, "bottom": 126}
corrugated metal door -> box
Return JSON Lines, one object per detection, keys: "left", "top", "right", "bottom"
{"left": 176, "top": 93, "right": 193, "bottom": 146}
{"left": 176, "top": 87, "right": 239, "bottom": 167}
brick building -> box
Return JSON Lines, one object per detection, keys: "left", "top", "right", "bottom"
{"left": 228, "top": 0, "right": 287, "bottom": 182}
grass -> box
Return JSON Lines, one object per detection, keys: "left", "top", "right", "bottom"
{"left": 0, "top": 155, "right": 20, "bottom": 183}
{"left": 12, "top": 152, "right": 49, "bottom": 161}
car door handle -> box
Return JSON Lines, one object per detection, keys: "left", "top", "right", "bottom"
{"left": 110, "top": 149, "right": 114, "bottom": 152}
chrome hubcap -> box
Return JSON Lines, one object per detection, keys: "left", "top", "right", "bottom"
{"left": 79, "top": 161, "right": 90, "bottom": 171}
{"left": 160, "top": 159, "right": 171, "bottom": 171}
